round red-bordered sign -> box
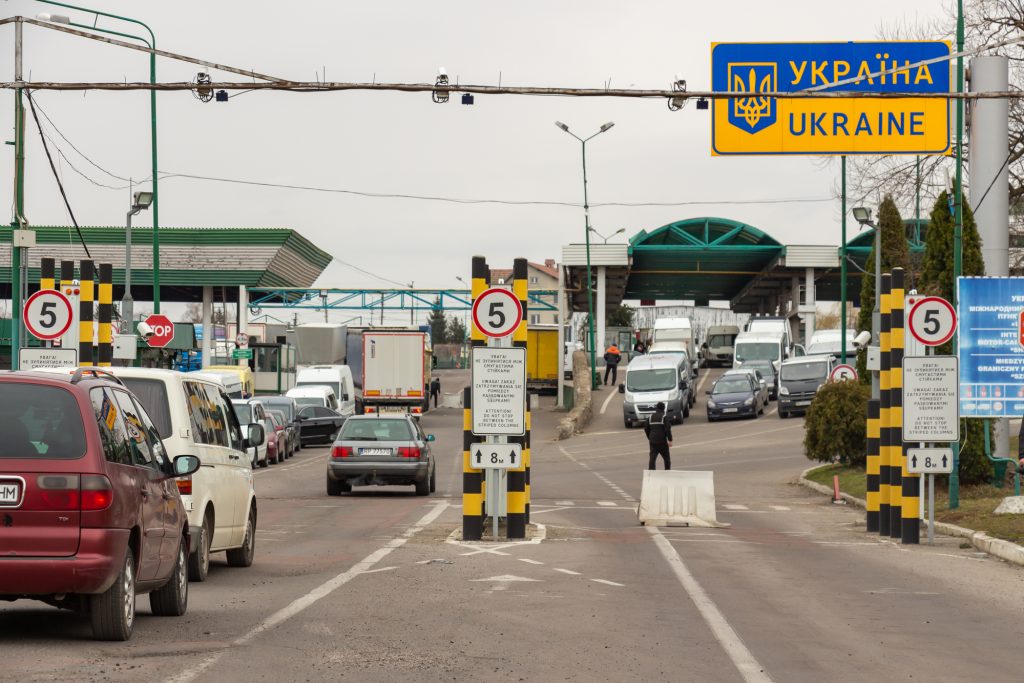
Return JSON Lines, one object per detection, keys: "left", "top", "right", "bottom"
{"left": 908, "top": 296, "right": 957, "bottom": 346}
{"left": 471, "top": 288, "right": 523, "bottom": 338}
{"left": 23, "top": 289, "right": 74, "bottom": 341}
{"left": 829, "top": 363, "right": 858, "bottom": 382}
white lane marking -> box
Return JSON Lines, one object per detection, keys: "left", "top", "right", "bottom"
{"left": 471, "top": 574, "right": 541, "bottom": 582}
{"left": 600, "top": 389, "right": 618, "bottom": 415}
{"left": 695, "top": 369, "right": 711, "bottom": 395}
{"left": 519, "top": 558, "right": 544, "bottom": 565}
{"left": 722, "top": 504, "right": 749, "bottom": 511}
{"left": 554, "top": 500, "right": 576, "bottom": 506}
{"left": 769, "top": 505, "right": 790, "bottom": 511}
{"left": 254, "top": 455, "right": 326, "bottom": 475}
{"left": 461, "top": 548, "right": 511, "bottom": 556}
{"left": 597, "top": 501, "right": 618, "bottom": 507}
{"left": 591, "top": 578, "right": 625, "bottom": 587}
{"left": 361, "top": 566, "right": 398, "bottom": 574}
{"left": 168, "top": 501, "right": 449, "bottom": 683}
{"left": 553, "top": 568, "right": 582, "bottom": 575}
{"left": 763, "top": 404, "right": 778, "bottom": 416}
{"left": 648, "top": 526, "right": 773, "bottom": 682}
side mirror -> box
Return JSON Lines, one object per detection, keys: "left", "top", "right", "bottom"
{"left": 426, "top": 434, "right": 436, "bottom": 442}
{"left": 343, "top": 394, "right": 350, "bottom": 402}
{"left": 705, "top": 390, "right": 712, "bottom": 395}
{"left": 295, "top": 414, "right": 307, "bottom": 422}
{"left": 618, "top": 383, "right": 625, "bottom": 394}
{"left": 173, "top": 454, "right": 201, "bottom": 478}
{"left": 247, "top": 423, "right": 265, "bottom": 448}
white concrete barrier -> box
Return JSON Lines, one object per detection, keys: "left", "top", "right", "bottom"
{"left": 637, "top": 470, "right": 728, "bottom": 528}
{"left": 439, "top": 392, "right": 463, "bottom": 409}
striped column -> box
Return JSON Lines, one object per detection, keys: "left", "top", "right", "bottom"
{"left": 40, "top": 258, "right": 55, "bottom": 291}
{"left": 507, "top": 258, "right": 529, "bottom": 539}
{"left": 888, "top": 271, "right": 903, "bottom": 539}
{"left": 97, "top": 264, "right": 113, "bottom": 367}
{"left": 878, "top": 273, "right": 892, "bottom": 537}
{"left": 59, "top": 260, "right": 75, "bottom": 293}
{"left": 866, "top": 398, "right": 881, "bottom": 532}
{"left": 79, "top": 260, "right": 94, "bottom": 367}
{"left": 893, "top": 268, "right": 919, "bottom": 543}
{"left": 462, "top": 256, "right": 489, "bottom": 541}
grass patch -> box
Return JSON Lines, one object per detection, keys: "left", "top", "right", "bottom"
{"left": 804, "top": 463, "right": 1024, "bottom": 545}
{"left": 804, "top": 463, "right": 866, "bottom": 499}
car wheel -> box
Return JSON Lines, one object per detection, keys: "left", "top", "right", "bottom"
{"left": 261, "top": 453, "right": 271, "bottom": 467}
{"left": 150, "top": 536, "right": 188, "bottom": 617}
{"left": 415, "top": 476, "right": 430, "bottom": 497}
{"left": 683, "top": 401, "right": 690, "bottom": 417}
{"left": 188, "top": 513, "right": 212, "bottom": 582}
{"left": 779, "top": 410, "right": 787, "bottom": 419}
{"left": 90, "top": 546, "right": 135, "bottom": 641}
{"left": 226, "top": 506, "right": 256, "bottom": 568}
{"left": 623, "top": 417, "right": 631, "bottom": 429}
{"left": 327, "top": 474, "right": 344, "bottom": 496}
{"left": 429, "top": 465, "right": 436, "bottom": 493}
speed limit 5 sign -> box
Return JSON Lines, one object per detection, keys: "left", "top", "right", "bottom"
{"left": 907, "top": 296, "right": 957, "bottom": 346}
{"left": 471, "top": 288, "right": 523, "bottom": 338}
{"left": 23, "top": 289, "right": 74, "bottom": 341}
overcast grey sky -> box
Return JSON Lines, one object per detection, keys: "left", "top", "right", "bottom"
{"left": 3, "top": 0, "right": 949, "bottom": 300}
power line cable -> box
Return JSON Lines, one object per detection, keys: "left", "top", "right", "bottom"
{"left": 25, "top": 90, "right": 91, "bottom": 257}
{"left": 972, "top": 143, "right": 1019, "bottom": 213}
{"left": 32, "top": 97, "right": 133, "bottom": 182}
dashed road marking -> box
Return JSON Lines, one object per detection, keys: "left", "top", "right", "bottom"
{"left": 769, "top": 505, "right": 791, "bottom": 511}
{"left": 591, "top": 578, "right": 625, "bottom": 587}
{"left": 597, "top": 501, "right": 618, "bottom": 507}
{"left": 519, "top": 558, "right": 544, "bottom": 565}
{"left": 553, "top": 568, "right": 582, "bottom": 576}
{"left": 723, "top": 504, "right": 749, "bottom": 511}
{"left": 554, "top": 500, "right": 576, "bottom": 506}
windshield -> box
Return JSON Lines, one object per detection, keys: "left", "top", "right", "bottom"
{"left": 232, "top": 403, "right": 253, "bottom": 425}
{"left": 782, "top": 361, "right": 830, "bottom": 382}
{"left": 708, "top": 334, "right": 736, "bottom": 348}
{"left": 713, "top": 378, "right": 752, "bottom": 395}
{"left": 297, "top": 380, "right": 342, "bottom": 398}
{"left": 0, "top": 383, "right": 86, "bottom": 459}
{"left": 121, "top": 378, "right": 173, "bottom": 439}
{"left": 626, "top": 368, "right": 678, "bottom": 392}
{"left": 340, "top": 419, "right": 412, "bottom": 441}
{"left": 735, "top": 343, "right": 779, "bottom": 362}
{"left": 807, "top": 341, "right": 855, "bottom": 356}
{"left": 292, "top": 396, "right": 324, "bottom": 407}
{"left": 259, "top": 399, "right": 294, "bottom": 420}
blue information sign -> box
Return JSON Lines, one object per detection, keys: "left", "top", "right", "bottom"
{"left": 957, "top": 277, "right": 1024, "bottom": 418}
{"left": 710, "top": 41, "right": 951, "bottom": 155}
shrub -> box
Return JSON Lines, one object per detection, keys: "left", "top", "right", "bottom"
{"left": 803, "top": 381, "right": 870, "bottom": 466}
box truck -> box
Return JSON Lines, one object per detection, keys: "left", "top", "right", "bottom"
{"left": 361, "top": 330, "right": 432, "bottom": 416}
{"left": 527, "top": 325, "right": 559, "bottom": 394}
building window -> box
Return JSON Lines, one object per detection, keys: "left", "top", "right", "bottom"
{"left": 529, "top": 314, "right": 540, "bottom": 325}
{"left": 529, "top": 276, "right": 539, "bottom": 284}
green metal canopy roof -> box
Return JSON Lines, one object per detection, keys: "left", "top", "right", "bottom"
{"left": 626, "top": 217, "right": 784, "bottom": 305}
{"left": 845, "top": 219, "right": 928, "bottom": 269}
{"left": 0, "top": 226, "right": 332, "bottom": 302}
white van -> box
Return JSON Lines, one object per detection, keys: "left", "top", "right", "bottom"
{"left": 733, "top": 331, "right": 786, "bottom": 372}
{"left": 295, "top": 365, "right": 355, "bottom": 416}
{"left": 622, "top": 353, "right": 692, "bottom": 428}
{"left": 650, "top": 318, "right": 698, "bottom": 378}
{"left": 189, "top": 370, "right": 244, "bottom": 399}
{"left": 747, "top": 317, "right": 793, "bottom": 358}
{"left": 76, "top": 368, "right": 261, "bottom": 582}
{"left": 286, "top": 385, "right": 340, "bottom": 412}
{"left": 704, "top": 325, "right": 741, "bottom": 367}
{"left": 806, "top": 329, "right": 858, "bottom": 360}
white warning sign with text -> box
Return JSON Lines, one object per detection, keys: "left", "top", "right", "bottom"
{"left": 903, "top": 355, "right": 959, "bottom": 443}
{"left": 472, "top": 346, "right": 526, "bottom": 436}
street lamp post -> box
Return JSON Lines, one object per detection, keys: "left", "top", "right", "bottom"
{"left": 853, "top": 206, "right": 880, "bottom": 400}
{"left": 589, "top": 227, "right": 626, "bottom": 244}
{"left": 555, "top": 120, "right": 615, "bottom": 389}
{"left": 123, "top": 191, "right": 153, "bottom": 332}
{"left": 37, "top": 1, "right": 161, "bottom": 312}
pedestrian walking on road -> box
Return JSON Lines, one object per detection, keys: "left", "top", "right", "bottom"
{"left": 644, "top": 402, "right": 672, "bottom": 470}
{"left": 603, "top": 344, "right": 622, "bottom": 386}
{"left": 430, "top": 377, "right": 441, "bottom": 408}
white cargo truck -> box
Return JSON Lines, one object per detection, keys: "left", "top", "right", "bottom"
{"left": 362, "top": 330, "right": 432, "bottom": 417}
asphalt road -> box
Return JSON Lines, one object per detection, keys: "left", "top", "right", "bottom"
{"left": 3, "top": 367, "right": 1024, "bottom": 682}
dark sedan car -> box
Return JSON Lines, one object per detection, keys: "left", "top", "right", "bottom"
{"left": 297, "top": 405, "right": 347, "bottom": 445}
{"left": 706, "top": 374, "right": 762, "bottom": 421}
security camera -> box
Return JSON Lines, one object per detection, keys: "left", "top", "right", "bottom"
{"left": 136, "top": 322, "right": 155, "bottom": 339}
{"left": 853, "top": 331, "right": 872, "bottom": 348}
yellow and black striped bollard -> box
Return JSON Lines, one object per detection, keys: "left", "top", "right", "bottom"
{"left": 866, "top": 398, "right": 880, "bottom": 533}
{"left": 878, "top": 273, "right": 892, "bottom": 537}
{"left": 893, "top": 268, "right": 919, "bottom": 543}
{"left": 507, "top": 258, "right": 529, "bottom": 539}
{"left": 79, "top": 260, "right": 94, "bottom": 367}
{"left": 40, "top": 258, "right": 55, "bottom": 291}
{"left": 97, "top": 263, "right": 113, "bottom": 367}
{"left": 888, "top": 270, "right": 903, "bottom": 539}
{"left": 462, "top": 256, "right": 489, "bottom": 541}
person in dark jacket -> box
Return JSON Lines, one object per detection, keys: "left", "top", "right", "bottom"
{"left": 603, "top": 344, "right": 622, "bottom": 386}
{"left": 644, "top": 402, "right": 673, "bottom": 470}
{"left": 430, "top": 377, "right": 441, "bottom": 408}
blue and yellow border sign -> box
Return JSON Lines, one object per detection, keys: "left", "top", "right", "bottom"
{"left": 711, "top": 42, "right": 951, "bottom": 155}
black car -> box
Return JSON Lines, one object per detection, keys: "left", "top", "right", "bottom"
{"left": 706, "top": 374, "right": 762, "bottom": 421}
{"left": 255, "top": 396, "right": 304, "bottom": 451}
{"left": 297, "top": 405, "right": 347, "bottom": 445}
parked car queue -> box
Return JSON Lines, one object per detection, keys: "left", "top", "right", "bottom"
{"left": 0, "top": 365, "right": 355, "bottom": 642}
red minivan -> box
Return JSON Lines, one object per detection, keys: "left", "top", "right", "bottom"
{"left": 0, "top": 368, "right": 201, "bottom": 641}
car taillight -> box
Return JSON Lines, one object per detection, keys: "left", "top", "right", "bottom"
{"left": 275, "top": 426, "right": 284, "bottom": 432}
{"left": 398, "top": 447, "right": 421, "bottom": 458}
{"left": 411, "top": 407, "right": 422, "bottom": 414}
{"left": 36, "top": 474, "right": 80, "bottom": 510}
{"left": 365, "top": 407, "right": 377, "bottom": 414}
{"left": 331, "top": 446, "right": 352, "bottom": 458}
{"left": 81, "top": 474, "right": 113, "bottom": 511}
{"left": 176, "top": 476, "right": 193, "bottom": 495}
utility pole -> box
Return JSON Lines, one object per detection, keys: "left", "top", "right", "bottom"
{"left": 10, "top": 17, "right": 26, "bottom": 370}
{"left": 950, "top": 0, "right": 965, "bottom": 508}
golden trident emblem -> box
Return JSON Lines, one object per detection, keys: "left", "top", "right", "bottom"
{"left": 733, "top": 67, "right": 773, "bottom": 128}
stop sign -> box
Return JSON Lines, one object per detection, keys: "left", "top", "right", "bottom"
{"left": 144, "top": 314, "right": 175, "bottom": 348}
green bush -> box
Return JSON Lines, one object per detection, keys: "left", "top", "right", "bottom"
{"left": 803, "top": 381, "right": 870, "bottom": 466}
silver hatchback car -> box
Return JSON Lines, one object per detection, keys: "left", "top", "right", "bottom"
{"left": 326, "top": 415, "right": 436, "bottom": 496}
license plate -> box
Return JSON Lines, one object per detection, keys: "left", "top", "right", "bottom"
{"left": 360, "top": 448, "right": 391, "bottom": 456}
{"left": 0, "top": 480, "right": 22, "bottom": 506}
{"left": 796, "top": 401, "right": 811, "bottom": 407}
{"left": 723, "top": 408, "right": 738, "bottom": 413}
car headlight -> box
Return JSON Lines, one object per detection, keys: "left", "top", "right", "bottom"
{"left": 780, "top": 386, "right": 790, "bottom": 395}
{"left": 744, "top": 397, "right": 753, "bottom": 406}
{"left": 707, "top": 400, "right": 717, "bottom": 408}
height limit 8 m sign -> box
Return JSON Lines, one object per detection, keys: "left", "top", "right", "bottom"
{"left": 711, "top": 41, "right": 951, "bottom": 155}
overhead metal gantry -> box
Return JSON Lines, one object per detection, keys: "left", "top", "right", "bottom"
{"left": 246, "top": 287, "right": 558, "bottom": 314}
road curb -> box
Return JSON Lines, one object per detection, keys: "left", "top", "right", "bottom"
{"left": 798, "top": 465, "right": 1024, "bottom": 567}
